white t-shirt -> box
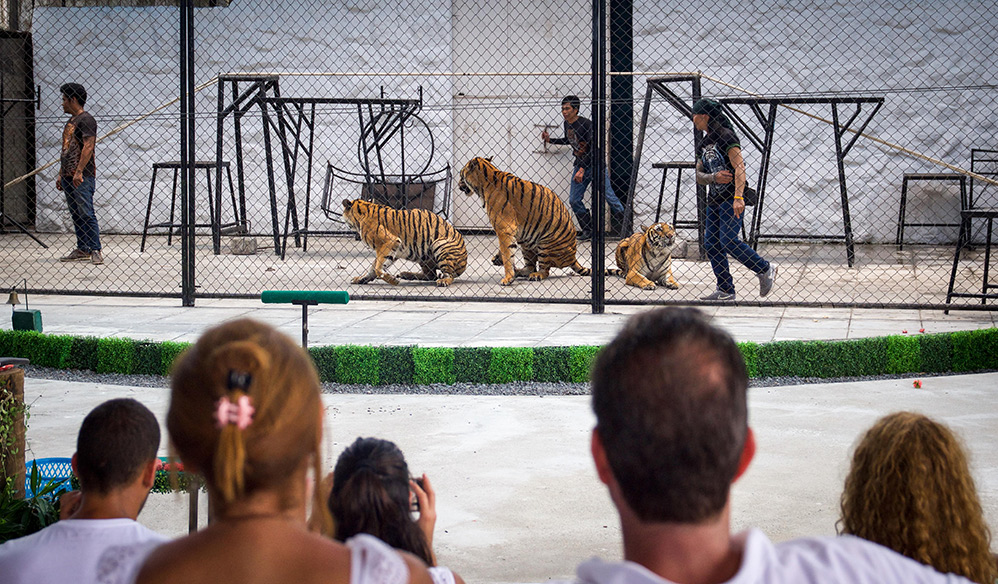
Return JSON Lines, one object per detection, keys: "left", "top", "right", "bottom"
{"left": 0, "top": 518, "right": 167, "bottom": 584}
{"left": 348, "top": 533, "right": 411, "bottom": 584}
{"left": 571, "top": 529, "right": 973, "bottom": 584}
{"left": 428, "top": 566, "right": 457, "bottom": 584}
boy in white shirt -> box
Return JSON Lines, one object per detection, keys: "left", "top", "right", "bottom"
{"left": 0, "top": 398, "right": 167, "bottom": 584}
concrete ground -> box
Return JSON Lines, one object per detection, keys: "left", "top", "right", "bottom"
{"left": 8, "top": 296, "right": 998, "bottom": 583}
{"left": 6, "top": 232, "right": 998, "bottom": 308}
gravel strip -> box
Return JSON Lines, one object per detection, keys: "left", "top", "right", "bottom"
{"left": 18, "top": 365, "right": 980, "bottom": 396}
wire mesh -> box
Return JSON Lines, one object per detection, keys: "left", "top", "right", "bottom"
{"left": 1, "top": 0, "right": 996, "bottom": 309}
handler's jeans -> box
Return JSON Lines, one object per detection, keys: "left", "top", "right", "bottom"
{"left": 62, "top": 176, "right": 101, "bottom": 252}
{"left": 704, "top": 201, "right": 769, "bottom": 294}
{"left": 568, "top": 165, "right": 626, "bottom": 217}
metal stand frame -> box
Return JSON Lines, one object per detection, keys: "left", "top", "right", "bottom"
{"left": 629, "top": 76, "right": 883, "bottom": 267}
{"left": 0, "top": 71, "right": 46, "bottom": 248}
{"left": 726, "top": 96, "right": 883, "bottom": 267}
{"left": 257, "top": 91, "right": 425, "bottom": 258}
{"left": 214, "top": 75, "right": 280, "bottom": 254}
{"left": 215, "top": 75, "right": 425, "bottom": 257}
{"left": 628, "top": 75, "right": 704, "bottom": 258}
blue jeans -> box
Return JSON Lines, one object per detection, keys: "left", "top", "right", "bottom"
{"left": 704, "top": 202, "right": 769, "bottom": 294}
{"left": 62, "top": 176, "right": 101, "bottom": 252}
{"left": 568, "top": 165, "right": 626, "bottom": 217}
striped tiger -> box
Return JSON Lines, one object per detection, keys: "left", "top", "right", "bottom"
{"left": 612, "top": 222, "right": 680, "bottom": 290}
{"left": 342, "top": 198, "right": 467, "bottom": 287}
{"left": 457, "top": 157, "right": 590, "bottom": 285}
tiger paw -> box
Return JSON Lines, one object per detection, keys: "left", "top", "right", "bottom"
{"left": 436, "top": 277, "right": 454, "bottom": 287}
{"left": 382, "top": 275, "right": 400, "bottom": 286}
{"left": 662, "top": 279, "right": 680, "bottom": 290}
{"left": 528, "top": 272, "right": 547, "bottom": 281}
{"left": 500, "top": 276, "right": 515, "bottom": 286}
{"left": 352, "top": 276, "right": 372, "bottom": 285}
{"left": 642, "top": 283, "right": 656, "bottom": 291}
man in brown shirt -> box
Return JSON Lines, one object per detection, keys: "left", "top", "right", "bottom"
{"left": 58, "top": 83, "right": 102, "bottom": 265}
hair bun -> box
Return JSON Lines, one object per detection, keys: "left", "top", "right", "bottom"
{"left": 209, "top": 339, "right": 271, "bottom": 392}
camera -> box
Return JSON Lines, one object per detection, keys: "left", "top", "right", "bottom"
{"left": 410, "top": 477, "right": 424, "bottom": 512}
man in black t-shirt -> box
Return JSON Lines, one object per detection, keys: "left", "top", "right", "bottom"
{"left": 543, "top": 95, "right": 626, "bottom": 239}
{"left": 57, "top": 83, "right": 102, "bottom": 265}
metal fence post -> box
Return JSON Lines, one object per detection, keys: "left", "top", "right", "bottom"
{"left": 180, "top": 0, "right": 196, "bottom": 306}
{"left": 610, "top": 0, "right": 633, "bottom": 234}
{"left": 591, "top": 0, "right": 607, "bottom": 315}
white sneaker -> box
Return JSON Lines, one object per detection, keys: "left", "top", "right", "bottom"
{"left": 700, "top": 289, "right": 736, "bottom": 301}
{"left": 758, "top": 265, "right": 778, "bottom": 297}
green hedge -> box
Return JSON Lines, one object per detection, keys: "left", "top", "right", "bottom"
{"left": 335, "top": 345, "right": 379, "bottom": 385}
{"left": 534, "top": 346, "right": 570, "bottom": 382}
{"left": 1, "top": 327, "right": 996, "bottom": 386}
{"left": 96, "top": 337, "right": 136, "bottom": 374}
{"left": 488, "top": 347, "right": 533, "bottom": 383}
{"left": 454, "top": 347, "right": 490, "bottom": 383}
{"left": 413, "top": 347, "right": 454, "bottom": 385}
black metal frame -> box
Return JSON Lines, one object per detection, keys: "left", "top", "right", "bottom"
{"left": 723, "top": 96, "right": 883, "bottom": 268}
{"left": 629, "top": 75, "right": 883, "bottom": 268}
{"left": 258, "top": 93, "right": 429, "bottom": 258}
{"left": 214, "top": 74, "right": 280, "bottom": 255}
{"left": 944, "top": 149, "right": 998, "bottom": 311}
{"left": 895, "top": 173, "right": 967, "bottom": 250}
{"left": 214, "top": 82, "right": 426, "bottom": 257}
{"left": 628, "top": 75, "right": 705, "bottom": 257}
{"left": 0, "top": 69, "right": 46, "bottom": 248}
{"left": 140, "top": 160, "right": 239, "bottom": 252}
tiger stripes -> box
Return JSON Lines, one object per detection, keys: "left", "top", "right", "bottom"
{"left": 458, "top": 157, "right": 591, "bottom": 286}
{"left": 342, "top": 198, "right": 467, "bottom": 287}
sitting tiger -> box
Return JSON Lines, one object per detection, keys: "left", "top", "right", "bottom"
{"left": 457, "top": 157, "right": 590, "bottom": 285}
{"left": 342, "top": 199, "right": 467, "bottom": 287}
{"left": 611, "top": 222, "right": 680, "bottom": 290}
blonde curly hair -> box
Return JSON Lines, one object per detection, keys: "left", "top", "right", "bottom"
{"left": 840, "top": 411, "right": 996, "bottom": 584}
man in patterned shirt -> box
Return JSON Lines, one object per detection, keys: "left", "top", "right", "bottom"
{"left": 57, "top": 82, "right": 103, "bottom": 265}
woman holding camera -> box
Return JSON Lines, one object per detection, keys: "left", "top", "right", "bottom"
{"left": 328, "top": 437, "right": 464, "bottom": 584}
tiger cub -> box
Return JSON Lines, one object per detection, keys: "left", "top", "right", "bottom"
{"left": 342, "top": 199, "right": 467, "bottom": 287}
{"left": 612, "top": 222, "right": 680, "bottom": 290}
{"left": 457, "top": 157, "right": 590, "bottom": 285}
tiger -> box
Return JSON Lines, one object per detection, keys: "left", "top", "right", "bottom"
{"left": 457, "top": 157, "right": 590, "bottom": 285}
{"left": 341, "top": 198, "right": 467, "bottom": 287}
{"left": 611, "top": 222, "right": 680, "bottom": 290}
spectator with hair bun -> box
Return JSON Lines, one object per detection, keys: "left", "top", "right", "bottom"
{"left": 840, "top": 411, "right": 997, "bottom": 584}
{"left": 135, "top": 318, "right": 432, "bottom": 584}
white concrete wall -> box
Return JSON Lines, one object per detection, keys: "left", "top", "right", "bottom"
{"left": 28, "top": 0, "right": 998, "bottom": 241}
{"left": 31, "top": 0, "right": 454, "bottom": 235}
{"left": 629, "top": 0, "right": 998, "bottom": 243}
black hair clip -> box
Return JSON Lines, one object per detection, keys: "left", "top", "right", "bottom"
{"left": 227, "top": 370, "right": 252, "bottom": 391}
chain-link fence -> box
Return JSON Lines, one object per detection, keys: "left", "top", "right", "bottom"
{"left": 2, "top": 0, "right": 996, "bottom": 310}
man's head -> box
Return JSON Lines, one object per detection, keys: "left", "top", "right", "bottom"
{"left": 60, "top": 83, "right": 87, "bottom": 112}
{"left": 590, "top": 307, "right": 750, "bottom": 524}
{"left": 74, "top": 398, "right": 160, "bottom": 495}
{"left": 561, "top": 95, "right": 581, "bottom": 121}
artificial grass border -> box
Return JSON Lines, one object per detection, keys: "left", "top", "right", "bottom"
{"left": 1, "top": 328, "right": 996, "bottom": 386}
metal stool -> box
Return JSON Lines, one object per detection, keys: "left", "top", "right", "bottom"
{"left": 140, "top": 161, "right": 240, "bottom": 252}
{"left": 895, "top": 172, "right": 967, "bottom": 250}
{"left": 945, "top": 206, "right": 998, "bottom": 312}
